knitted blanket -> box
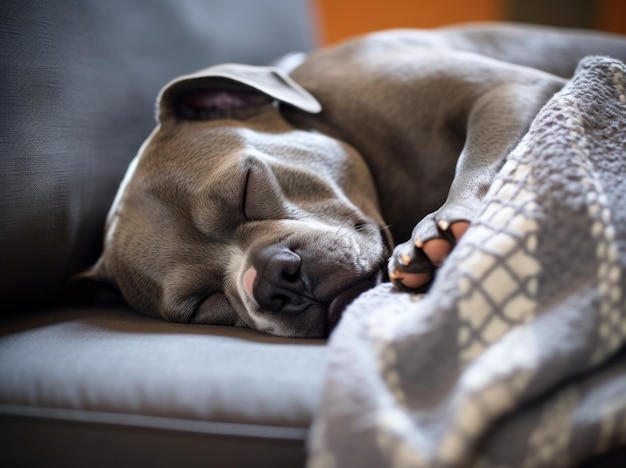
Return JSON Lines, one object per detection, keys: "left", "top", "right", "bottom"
{"left": 307, "top": 56, "right": 626, "bottom": 468}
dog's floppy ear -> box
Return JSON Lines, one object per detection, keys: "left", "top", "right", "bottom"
{"left": 158, "top": 63, "right": 321, "bottom": 122}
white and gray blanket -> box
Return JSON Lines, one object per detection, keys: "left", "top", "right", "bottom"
{"left": 308, "top": 56, "right": 626, "bottom": 468}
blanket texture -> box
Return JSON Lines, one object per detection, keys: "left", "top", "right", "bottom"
{"left": 307, "top": 56, "right": 626, "bottom": 468}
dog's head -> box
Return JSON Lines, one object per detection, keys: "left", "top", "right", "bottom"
{"left": 86, "top": 64, "right": 392, "bottom": 338}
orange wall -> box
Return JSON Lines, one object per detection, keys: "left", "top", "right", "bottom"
{"left": 597, "top": 0, "right": 626, "bottom": 35}
{"left": 313, "top": 0, "right": 625, "bottom": 45}
{"left": 314, "top": 0, "right": 504, "bottom": 45}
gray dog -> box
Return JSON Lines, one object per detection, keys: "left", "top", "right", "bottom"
{"left": 84, "top": 23, "right": 626, "bottom": 338}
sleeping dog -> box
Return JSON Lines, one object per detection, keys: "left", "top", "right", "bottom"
{"left": 84, "top": 23, "right": 626, "bottom": 338}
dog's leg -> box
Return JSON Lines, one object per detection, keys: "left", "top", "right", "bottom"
{"left": 388, "top": 78, "right": 563, "bottom": 291}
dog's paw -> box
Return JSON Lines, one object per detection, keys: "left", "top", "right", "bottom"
{"left": 388, "top": 215, "right": 469, "bottom": 291}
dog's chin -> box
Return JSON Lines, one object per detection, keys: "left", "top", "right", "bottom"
{"left": 327, "top": 271, "right": 382, "bottom": 334}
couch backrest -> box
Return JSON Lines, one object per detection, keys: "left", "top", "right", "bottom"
{"left": 0, "top": 0, "right": 317, "bottom": 308}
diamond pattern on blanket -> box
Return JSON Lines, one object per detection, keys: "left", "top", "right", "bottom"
{"left": 555, "top": 93, "right": 625, "bottom": 365}
{"left": 590, "top": 65, "right": 626, "bottom": 364}
{"left": 584, "top": 168, "right": 623, "bottom": 367}
{"left": 375, "top": 407, "right": 424, "bottom": 468}
{"left": 455, "top": 158, "right": 541, "bottom": 363}
{"left": 436, "top": 369, "right": 536, "bottom": 465}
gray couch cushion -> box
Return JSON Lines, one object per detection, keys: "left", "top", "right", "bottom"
{"left": 0, "top": 306, "right": 327, "bottom": 465}
{"left": 0, "top": 0, "right": 316, "bottom": 308}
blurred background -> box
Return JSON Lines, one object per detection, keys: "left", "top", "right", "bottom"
{"left": 312, "top": 0, "right": 625, "bottom": 45}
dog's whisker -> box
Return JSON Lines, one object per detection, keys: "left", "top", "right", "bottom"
{"left": 335, "top": 214, "right": 358, "bottom": 236}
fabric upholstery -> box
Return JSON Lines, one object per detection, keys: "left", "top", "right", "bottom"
{"left": 0, "top": 306, "right": 327, "bottom": 466}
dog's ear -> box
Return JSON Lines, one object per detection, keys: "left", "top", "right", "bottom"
{"left": 71, "top": 256, "right": 110, "bottom": 283}
{"left": 158, "top": 64, "right": 321, "bottom": 122}
{"left": 67, "top": 257, "right": 127, "bottom": 305}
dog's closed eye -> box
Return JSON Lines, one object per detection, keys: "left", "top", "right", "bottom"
{"left": 242, "top": 164, "right": 284, "bottom": 222}
{"left": 243, "top": 168, "right": 255, "bottom": 221}
{"left": 243, "top": 167, "right": 270, "bottom": 221}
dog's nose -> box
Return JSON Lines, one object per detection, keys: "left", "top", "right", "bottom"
{"left": 251, "top": 245, "right": 309, "bottom": 315}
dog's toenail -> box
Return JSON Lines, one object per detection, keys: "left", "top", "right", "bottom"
{"left": 438, "top": 220, "right": 450, "bottom": 231}
{"left": 389, "top": 269, "right": 404, "bottom": 281}
{"left": 414, "top": 238, "right": 424, "bottom": 248}
{"left": 401, "top": 253, "right": 411, "bottom": 265}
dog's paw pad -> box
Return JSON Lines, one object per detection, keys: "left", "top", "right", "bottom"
{"left": 388, "top": 241, "right": 434, "bottom": 292}
{"left": 448, "top": 221, "right": 470, "bottom": 240}
{"left": 389, "top": 220, "right": 470, "bottom": 291}
{"left": 390, "top": 269, "right": 432, "bottom": 290}
{"left": 419, "top": 237, "right": 451, "bottom": 267}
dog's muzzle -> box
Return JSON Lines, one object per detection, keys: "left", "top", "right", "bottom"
{"left": 243, "top": 244, "right": 379, "bottom": 333}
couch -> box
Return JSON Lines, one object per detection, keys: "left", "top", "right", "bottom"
{"left": 1, "top": 1, "right": 326, "bottom": 466}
